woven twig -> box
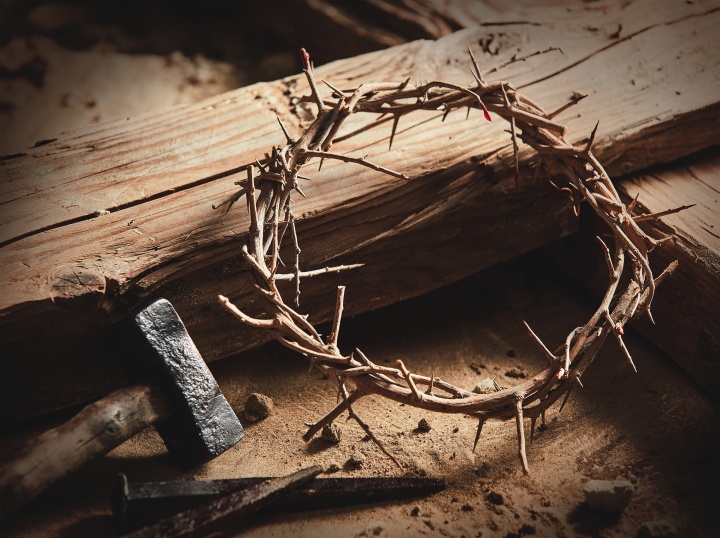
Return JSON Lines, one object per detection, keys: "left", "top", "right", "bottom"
{"left": 217, "top": 48, "right": 678, "bottom": 473}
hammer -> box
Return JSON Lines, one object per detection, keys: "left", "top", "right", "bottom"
{"left": 0, "top": 298, "right": 244, "bottom": 519}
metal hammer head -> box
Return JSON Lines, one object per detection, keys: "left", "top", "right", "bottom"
{"left": 133, "top": 298, "right": 244, "bottom": 466}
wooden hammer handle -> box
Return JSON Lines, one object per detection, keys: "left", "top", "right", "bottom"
{"left": 0, "top": 381, "right": 172, "bottom": 519}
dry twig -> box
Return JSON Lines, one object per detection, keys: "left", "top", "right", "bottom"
{"left": 217, "top": 47, "right": 679, "bottom": 473}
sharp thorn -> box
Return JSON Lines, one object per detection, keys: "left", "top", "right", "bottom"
{"left": 322, "top": 79, "right": 347, "bottom": 97}
{"left": 585, "top": 120, "right": 599, "bottom": 153}
{"left": 627, "top": 192, "right": 640, "bottom": 215}
{"left": 276, "top": 116, "right": 294, "bottom": 144}
{"left": 467, "top": 45, "right": 484, "bottom": 83}
{"left": 473, "top": 417, "right": 485, "bottom": 452}
{"left": 522, "top": 320, "right": 555, "bottom": 363}
{"left": 389, "top": 115, "right": 400, "bottom": 150}
{"left": 559, "top": 384, "right": 575, "bottom": 413}
{"left": 530, "top": 416, "right": 537, "bottom": 444}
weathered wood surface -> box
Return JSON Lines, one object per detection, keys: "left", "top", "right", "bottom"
{"left": 0, "top": 382, "right": 171, "bottom": 519}
{"left": 555, "top": 148, "right": 720, "bottom": 395}
{"left": 1, "top": 1, "right": 719, "bottom": 423}
{"left": 260, "top": 0, "right": 720, "bottom": 62}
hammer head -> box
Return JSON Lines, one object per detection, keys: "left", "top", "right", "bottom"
{"left": 133, "top": 299, "right": 244, "bottom": 466}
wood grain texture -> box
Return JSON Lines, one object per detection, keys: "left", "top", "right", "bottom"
{"left": 1, "top": 1, "right": 719, "bottom": 422}
{"left": 260, "top": 0, "right": 719, "bottom": 62}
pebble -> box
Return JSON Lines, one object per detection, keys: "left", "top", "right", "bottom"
{"left": 243, "top": 393, "right": 273, "bottom": 422}
{"left": 473, "top": 378, "right": 500, "bottom": 394}
{"left": 637, "top": 520, "right": 676, "bottom": 538}
{"left": 348, "top": 451, "right": 366, "bottom": 469}
{"left": 417, "top": 418, "right": 432, "bottom": 432}
{"left": 584, "top": 479, "right": 634, "bottom": 513}
{"left": 321, "top": 423, "right": 342, "bottom": 443}
{"left": 325, "top": 462, "right": 341, "bottom": 473}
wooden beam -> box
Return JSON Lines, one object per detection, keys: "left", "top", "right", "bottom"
{"left": 257, "top": 0, "right": 719, "bottom": 63}
{"left": 1, "top": 1, "right": 719, "bottom": 422}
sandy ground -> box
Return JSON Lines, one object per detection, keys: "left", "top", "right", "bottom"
{"left": 1, "top": 250, "right": 718, "bottom": 537}
{"left": 1, "top": 4, "right": 718, "bottom": 536}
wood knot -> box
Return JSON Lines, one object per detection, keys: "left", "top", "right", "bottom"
{"left": 50, "top": 269, "right": 106, "bottom": 309}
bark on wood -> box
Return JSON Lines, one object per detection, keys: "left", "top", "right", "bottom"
{"left": 1, "top": 2, "right": 719, "bottom": 423}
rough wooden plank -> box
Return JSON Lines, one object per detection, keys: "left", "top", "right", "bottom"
{"left": 1, "top": 3, "right": 719, "bottom": 422}
{"left": 259, "top": 0, "right": 719, "bottom": 62}
{"left": 554, "top": 148, "right": 720, "bottom": 395}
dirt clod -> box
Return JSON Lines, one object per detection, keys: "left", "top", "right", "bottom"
{"left": 347, "top": 451, "right": 366, "bottom": 469}
{"left": 487, "top": 491, "right": 504, "bottom": 505}
{"left": 243, "top": 393, "right": 273, "bottom": 422}
{"left": 321, "top": 423, "right": 342, "bottom": 443}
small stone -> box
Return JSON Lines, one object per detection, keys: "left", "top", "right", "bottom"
{"left": 473, "top": 378, "right": 500, "bottom": 394}
{"left": 417, "top": 418, "right": 432, "bottom": 432}
{"left": 637, "top": 520, "right": 676, "bottom": 538}
{"left": 461, "top": 504, "right": 474, "bottom": 511}
{"left": 326, "top": 462, "right": 341, "bottom": 473}
{"left": 348, "top": 451, "right": 366, "bottom": 469}
{"left": 321, "top": 423, "right": 342, "bottom": 443}
{"left": 244, "top": 393, "right": 273, "bottom": 420}
{"left": 584, "top": 479, "right": 634, "bottom": 513}
{"left": 410, "top": 506, "right": 420, "bottom": 516}
{"left": 486, "top": 492, "right": 504, "bottom": 505}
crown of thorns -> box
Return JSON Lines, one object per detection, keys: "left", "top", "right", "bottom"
{"left": 216, "top": 47, "right": 678, "bottom": 473}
